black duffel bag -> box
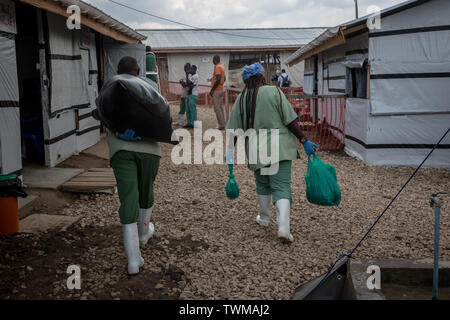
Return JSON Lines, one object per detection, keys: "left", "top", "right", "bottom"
{"left": 95, "top": 74, "right": 174, "bottom": 143}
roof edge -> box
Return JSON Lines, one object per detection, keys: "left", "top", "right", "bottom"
{"left": 285, "top": 0, "right": 436, "bottom": 66}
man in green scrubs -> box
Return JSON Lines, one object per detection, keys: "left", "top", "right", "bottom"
{"left": 226, "top": 62, "right": 319, "bottom": 243}
{"left": 145, "top": 46, "right": 157, "bottom": 82}
{"left": 176, "top": 63, "right": 191, "bottom": 126}
{"left": 106, "top": 56, "right": 161, "bottom": 274}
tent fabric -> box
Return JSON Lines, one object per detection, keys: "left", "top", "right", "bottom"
{"left": 78, "top": 28, "right": 100, "bottom": 152}
{"left": 368, "top": 0, "right": 450, "bottom": 115}
{"left": 47, "top": 12, "right": 90, "bottom": 116}
{"left": 344, "top": 98, "right": 450, "bottom": 168}
{"left": 44, "top": 17, "right": 102, "bottom": 166}
{"left": 369, "top": 36, "right": 450, "bottom": 115}
{"left": 103, "top": 41, "right": 146, "bottom": 83}
{"left": 344, "top": 98, "right": 370, "bottom": 163}
{"left": 303, "top": 57, "right": 314, "bottom": 94}
{"left": 364, "top": 113, "right": 450, "bottom": 168}
{"left": 167, "top": 52, "right": 230, "bottom": 86}
{"left": 279, "top": 50, "right": 304, "bottom": 87}
{"left": 0, "top": 33, "right": 21, "bottom": 174}
{"left": 285, "top": 27, "right": 340, "bottom": 66}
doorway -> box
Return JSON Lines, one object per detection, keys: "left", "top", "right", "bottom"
{"left": 15, "top": 2, "right": 44, "bottom": 165}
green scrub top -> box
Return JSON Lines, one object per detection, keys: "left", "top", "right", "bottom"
{"left": 146, "top": 53, "right": 157, "bottom": 82}
{"left": 226, "top": 85, "right": 300, "bottom": 171}
{"left": 146, "top": 53, "right": 156, "bottom": 72}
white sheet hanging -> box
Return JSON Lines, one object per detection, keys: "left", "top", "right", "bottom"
{"left": 0, "top": 32, "right": 21, "bottom": 174}
{"left": 46, "top": 12, "right": 90, "bottom": 116}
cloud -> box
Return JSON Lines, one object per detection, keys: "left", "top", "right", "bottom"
{"left": 87, "top": 0, "right": 407, "bottom": 29}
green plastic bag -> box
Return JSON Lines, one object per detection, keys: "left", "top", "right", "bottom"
{"left": 305, "top": 154, "right": 341, "bottom": 206}
{"left": 226, "top": 164, "right": 239, "bottom": 199}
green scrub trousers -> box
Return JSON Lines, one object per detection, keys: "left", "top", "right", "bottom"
{"left": 186, "top": 95, "right": 198, "bottom": 126}
{"left": 254, "top": 160, "right": 292, "bottom": 204}
{"left": 110, "top": 150, "right": 160, "bottom": 224}
{"left": 179, "top": 97, "right": 187, "bottom": 115}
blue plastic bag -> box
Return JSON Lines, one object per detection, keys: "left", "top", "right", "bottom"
{"left": 305, "top": 154, "right": 341, "bottom": 206}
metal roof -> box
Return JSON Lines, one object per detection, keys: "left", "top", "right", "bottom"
{"left": 136, "top": 28, "right": 327, "bottom": 52}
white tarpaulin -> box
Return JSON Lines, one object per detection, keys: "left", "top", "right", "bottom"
{"left": 303, "top": 57, "right": 314, "bottom": 94}
{"left": 47, "top": 12, "right": 90, "bottom": 116}
{"left": 167, "top": 52, "right": 229, "bottom": 86}
{"left": 344, "top": 98, "right": 370, "bottom": 163}
{"left": 369, "top": 0, "right": 450, "bottom": 115}
{"left": 280, "top": 50, "right": 304, "bottom": 87}
{"left": 103, "top": 41, "right": 146, "bottom": 83}
{"left": 364, "top": 113, "right": 450, "bottom": 168}
{"left": 0, "top": 31, "right": 21, "bottom": 174}
{"left": 78, "top": 27, "right": 100, "bottom": 152}
{"left": 344, "top": 98, "right": 450, "bottom": 168}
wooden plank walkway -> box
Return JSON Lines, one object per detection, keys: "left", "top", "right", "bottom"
{"left": 59, "top": 168, "right": 117, "bottom": 194}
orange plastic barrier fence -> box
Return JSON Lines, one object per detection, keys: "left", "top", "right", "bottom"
{"left": 286, "top": 94, "right": 346, "bottom": 151}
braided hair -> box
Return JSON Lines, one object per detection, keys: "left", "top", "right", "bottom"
{"left": 239, "top": 73, "right": 266, "bottom": 130}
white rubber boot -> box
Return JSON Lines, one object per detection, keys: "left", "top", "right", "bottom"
{"left": 175, "top": 113, "right": 184, "bottom": 125}
{"left": 123, "top": 223, "right": 144, "bottom": 274}
{"left": 138, "top": 207, "right": 155, "bottom": 245}
{"left": 256, "top": 194, "right": 271, "bottom": 227}
{"left": 275, "top": 199, "right": 294, "bottom": 242}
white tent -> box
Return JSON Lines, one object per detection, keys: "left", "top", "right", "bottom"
{"left": 287, "top": 0, "right": 450, "bottom": 168}
{"left": 0, "top": 0, "right": 146, "bottom": 175}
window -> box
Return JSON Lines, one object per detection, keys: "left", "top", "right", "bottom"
{"left": 346, "top": 60, "right": 368, "bottom": 99}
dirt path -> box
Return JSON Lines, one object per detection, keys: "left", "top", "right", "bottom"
{"left": 1, "top": 106, "right": 449, "bottom": 300}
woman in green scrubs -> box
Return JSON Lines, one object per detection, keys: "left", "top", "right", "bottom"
{"left": 226, "top": 62, "right": 319, "bottom": 243}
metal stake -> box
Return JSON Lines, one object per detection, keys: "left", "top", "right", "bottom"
{"left": 430, "top": 194, "right": 441, "bottom": 300}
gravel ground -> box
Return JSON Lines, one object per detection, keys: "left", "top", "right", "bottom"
{"left": 1, "top": 106, "right": 449, "bottom": 300}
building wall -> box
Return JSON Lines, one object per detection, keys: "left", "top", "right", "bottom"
{"left": 164, "top": 50, "right": 305, "bottom": 88}
{"left": 362, "top": 0, "right": 450, "bottom": 167}
{"left": 0, "top": 0, "right": 21, "bottom": 175}
{"left": 44, "top": 12, "right": 100, "bottom": 166}
{"left": 166, "top": 52, "right": 230, "bottom": 87}
{"left": 313, "top": 0, "right": 450, "bottom": 167}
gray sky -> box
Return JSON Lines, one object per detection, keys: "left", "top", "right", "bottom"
{"left": 87, "top": 0, "right": 406, "bottom": 29}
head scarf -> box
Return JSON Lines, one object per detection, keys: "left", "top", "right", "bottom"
{"left": 242, "top": 62, "right": 265, "bottom": 81}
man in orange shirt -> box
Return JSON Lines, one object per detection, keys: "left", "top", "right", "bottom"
{"left": 209, "top": 55, "right": 226, "bottom": 130}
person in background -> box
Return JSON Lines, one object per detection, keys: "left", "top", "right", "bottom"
{"left": 225, "top": 62, "right": 319, "bottom": 243}
{"left": 271, "top": 69, "right": 281, "bottom": 85}
{"left": 175, "top": 63, "right": 191, "bottom": 126}
{"left": 209, "top": 55, "right": 226, "bottom": 130}
{"left": 106, "top": 56, "right": 161, "bottom": 274}
{"left": 184, "top": 64, "right": 199, "bottom": 128}
{"left": 278, "top": 69, "right": 291, "bottom": 88}
{"left": 145, "top": 46, "right": 157, "bottom": 82}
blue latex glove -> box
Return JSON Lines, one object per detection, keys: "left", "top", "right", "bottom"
{"left": 225, "top": 147, "right": 234, "bottom": 165}
{"left": 118, "top": 129, "right": 142, "bottom": 141}
{"left": 303, "top": 140, "right": 319, "bottom": 156}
